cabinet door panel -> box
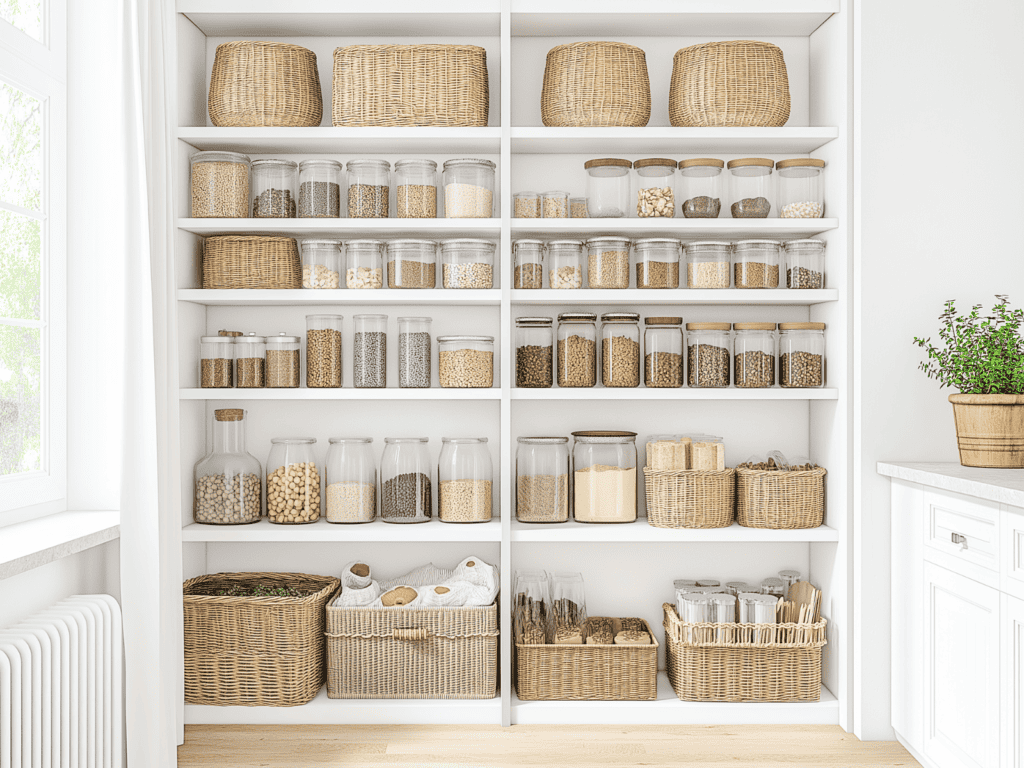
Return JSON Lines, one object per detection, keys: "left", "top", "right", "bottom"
{"left": 1004, "top": 595, "right": 1024, "bottom": 768}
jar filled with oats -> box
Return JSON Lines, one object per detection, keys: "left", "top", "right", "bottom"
{"left": 514, "top": 191, "right": 540, "bottom": 219}
{"left": 586, "top": 237, "right": 631, "bottom": 289}
{"left": 395, "top": 159, "right": 438, "bottom": 218}
{"left": 516, "top": 436, "right": 570, "bottom": 524}
{"left": 634, "top": 238, "right": 681, "bottom": 289}
{"left": 685, "top": 241, "right": 732, "bottom": 289}
{"left": 193, "top": 408, "right": 262, "bottom": 525}
{"left": 443, "top": 158, "right": 495, "bottom": 218}
{"left": 439, "top": 437, "right": 493, "bottom": 523}
{"left": 266, "top": 437, "right": 320, "bottom": 524}
{"left": 325, "top": 437, "right": 376, "bottom": 524}
{"left": 190, "top": 151, "right": 250, "bottom": 218}
{"left": 633, "top": 158, "right": 676, "bottom": 218}
{"left": 438, "top": 335, "right": 494, "bottom": 388}
{"left": 387, "top": 240, "right": 437, "bottom": 289}
{"left": 541, "top": 190, "right": 569, "bottom": 219}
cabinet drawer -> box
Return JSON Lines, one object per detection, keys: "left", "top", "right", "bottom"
{"left": 924, "top": 490, "right": 999, "bottom": 573}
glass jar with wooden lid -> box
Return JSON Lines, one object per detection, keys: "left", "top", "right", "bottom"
{"left": 686, "top": 322, "right": 732, "bottom": 388}
{"left": 678, "top": 158, "right": 724, "bottom": 218}
{"left": 776, "top": 158, "right": 825, "bottom": 218}
{"left": 516, "top": 317, "right": 553, "bottom": 388}
{"left": 556, "top": 312, "right": 597, "bottom": 387}
{"left": 600, "top": 312, "right": 641, "bottom": 388}
{"left": 193, "top": 408, "right": 262, "bottom": 525}
{"left": 733, "top": 322, "right": 776, "bottom": 388}
{"left": 644, "top": 317, "right": 683, "bottom": 388}
{"left": 779, "top": 322, "right": 826, "bottom": 388}
{"left": 633, "top": 158, "right": 677, "bottom": 218}
{"left": 727, "top": 158, "right": 775, "bottom": 219}
{"left": 584, "top": 158, "right": 631, "bottom": 218}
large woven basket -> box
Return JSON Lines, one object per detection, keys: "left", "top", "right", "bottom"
{"left": 183, "top": 572, "right": 341, "bottom": 706}
{"left": 663, "top": 604, "right": 825, "bottom": 702}
{"left": 644, "top": 467, "right": 735, "bottom": 529}
{"left": 669, "top": 41, "right": 790, "bottom": 127}
{"left": 201, "top": 235, "right": 301, "bottom": 290}
{"left": 332, "top": 45, "right": 489, "bottom": 127}
{"left": 736, "top": 466, "right": 826, "bottom": 529}
{"left": 209, "top": 41, "right": 323, "bottom": 128}
{"left": 326, "top": 602, "right": 498, "bottom": 699}
{"left": 541, "top": 42, "right": 651, "bottom": 127}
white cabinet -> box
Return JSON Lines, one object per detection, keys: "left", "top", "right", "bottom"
{"left": 1003, "top": 594, "right": 1024, "bottom": 768}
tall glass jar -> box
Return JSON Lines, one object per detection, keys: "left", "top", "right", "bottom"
{"left": 199, "top": 336, "right": 234, "bottom": 388}
{"left": 300, "top": 239, "right": 342, "bottom": 289}
{"left": 325, "top": 437, "right": 376, "bottom": 524}
{"left": 586, "top": 237, "right": 631, "bottom": 289}
{"left": 193, "top": 408, "right": 262, "bottom": 524}
{"left": 548, "top": 240, "right": 584, "bottom": 289}
{"left": 557, "top": 312, "right": 597, "bottom": 388}
{"left": 440, "top": 239, "right": 495, "bottom": 289}
{"left": 437, "top": 335, "right": 494, "bottom": 388}
{"left": 514, "top": 191, "right": 540, "bottom": 219}
{"left": 633, "top": 158, "right": 677, "bottom": 218}
{"left": 442, "top": 158, "right": 496, "bottom": 218}
{"left": 266, "top": 437, "right": 320, "bottom": 524}
{"left": 513, "top": 239, "right": 544, "bottom": 289}
{"left": 727, "top": 158, "right": 775, "bottom": 218}
{"left": 776, "top": 158, "right": 825, "bottom": 218}
{"left": 190, "top": 151, "right": 250, "bottom": 218}
{"left": 779, "top": 322, "right": 826, "bottom": 388}
{"left": 380, "top": 437, "right": 432, "bottom": 523}
{"left": 570, "top": 197, "right": 589, "bottom": 218}
{"left": 516, "top": 436, "right": 570, "bottom": 523}
{"left": 346, "top": 239, "right": 384, "bottom": 289}
{"left": 298, "top": 159, "right": 343, "bottom": 218}
{"left": 347, "top": 159, "right": 391, "bottom": 218}
{"left": 541, "top": 190, "right": 569, "bottom": 219}
{"left": 678, "top": 158, "right": 724, "bottom": 218}
{"left": 584, "top": 158, "right": 630, "bottom": 218}
{"left": 601, "top": 312, "right": 640, "bottom": 388}
{"left": 438, "top": 437, "right": 492, "bottom": 523}
{"left": 353, "top": 314, "right": 387, "bottom": 388}
{"left": 397, "top": 316, "right": 432, "bottom": 389}
{"left": 686, "top": 322, "right": 732, "bottom": 388}
{"left": 733, "top": 322, "right": 776, "bottom": 389}
{"left": 785, "top": 239, "right": 826, "bottom": 289}
{"left": 265, "top": 332, "right": 300, "bottom": 388}
{"left": 686, "top": 241, "right": 732, "bottom": 289}
{"left": 634, "top": 238, "right": 681, "bottom": 289}
{"left": 306, "top": 314, "right": 343, "bottom": 388}
{"left": 733, "top": 240, "right": 781, "bottom": 289}
{"left": 387, "top": 240, "right": 436, "bottom": 289}
{"left": 395, "top": 159, "right": 437, "bottom": 218}
{"left": 571, "top": 431, "right": 637, "bottom": 524}
{"left": 644, "top": 317, "right": 683, "bottom": 388}
{"left": 515, "top": 317, "right": 553, "bottom": 388}
{"left": 251, "top": 159, "right": 298, "bottom": 218}
{"left": 234, "top": 333, "right": 266, "bottom": 388}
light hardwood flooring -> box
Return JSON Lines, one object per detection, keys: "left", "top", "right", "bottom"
{"left": 179, "top": 724, "right": 921, "bottom": 767}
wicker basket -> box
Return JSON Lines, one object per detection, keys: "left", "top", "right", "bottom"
{"left": 663, "top": 603, "right": 825, "bottom": 702}
{"left": 736, "top": 466, "right": 826, "bottom": 529}
{"left": 669, "top": 41, "right": 790, "bottom": 127}
{"left": 644, "top": 467, "right": 735, "bottom": 529}
{"left": 326, "top": 602, "right": 498, "bottom": 699}
{"left": 541, "top": 42, "right": 651, "bottom": 127}
{"left": 332, "top": 45, "right": 489, "bottom": 127}
{"left": 183, "top": 572, "right": 341, "bottom": 707}
{"left": 201, "top": 235, "right": 301, "bottom": 290}
{"left": 208, "top": 41, "right": 323, "bottom": 128}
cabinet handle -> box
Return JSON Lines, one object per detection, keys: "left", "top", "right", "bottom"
{"left": 951, "top": 532, "right": 968, "bottom": 550}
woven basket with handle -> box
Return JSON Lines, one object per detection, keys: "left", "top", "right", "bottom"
{"left": 201, "top": 235, "right": 301, "bottom": 290}
{"left": 644, "top": 467, "right": 735, "bottom": 529}
{"left": 735, "top": 466, "right": 826, "bottom": 529}
{"left": 541, "top": 41, "right": 651, "bottom": 127}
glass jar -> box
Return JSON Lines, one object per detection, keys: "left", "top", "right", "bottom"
{"left": 541, "top": 190, "right": 569, "bottom": 219}
{"left": 570, "top": 197, "right": 589, "bottom": 218}
{"left": 516, "top": 436, "right": 570, "bottom": 524}
{"left": 779, "top": 322, "right": 826, "bottom": 388}
{"left": 306, "top": 314, "right": 343, "bottom": 388}
{"left": 234, "top": 333, "right": 266, "bottom": 388}
{"left": 347, "top": 159, "right": 391, "bottom": 218}
{"left": 586, "top": 237, "right": 630, "bottom": 289}
{"left": 387, "top": 239, "right": 436, "bottom": 289}
{"left": 633, "top": 158, "right": 677, "bottom": 218}
{"left": 298, "top": 159, "right": 343, "bottom": 218}
{"left": 678, "top": 158, "right": 724, "bottom": 218}
{"left": 644, "top": 317, "right": 683, "bottom": 388}
{"left": 325, "top": 437, "right": 376, "bottom": 524}
{"left": 442, "top": 158, "right": 495, "bottom": 218}
{"left": 685, "top": 241, "right": 732, "bottom": 289}
{"left": 571, "top": 431, "right": 637, "bottom": 524}
{"left": 251, "top": 159, "right": 298, "bottom": 218}
{"left": 733, "top": 240, "right": 781, "bottom": 289}
{"left": 600, "top": 312, "right": 640, "bottom": 388}
{"left": 514, "top": 191, "right": 540, "bottom": 219}
{"left": 438, "top": 437, "right": 492, "bottom": 523}
{"left": 394, "top": 159, "right": 437, "bottom": 219}
{"left": 193, "top": 408, "right": 262, "bottom": 524}
{"left": 727, "top": 158, "right": 774, "bottom": 218}
{"left": 686, "top": 322, "right": 732, "bottom": 388}
{"left": 199, "top": 336, "right": 234, "bottom": 388}
{"left": 584, "top": 158, "right": 631, "bottom": 218}
{"left": 266, "top": 437, "right": 320, "bottom": 524}
{"left": 515, "top": 317, "right": 553, "bottom": 389}
{"left": 634, "top": 238, "right": 681, "bottom": 289}
{"left": 265, "top": 332, "right": 300, "bottom": 388}
{"left": 345, "top": 239, "right": 384, "bottom": 290}
{"left": 777, "top": 158, "right": 825, "bottom": 219}
{"left": 398, "top": 316, "right": 432, "bottom": 389}
{"left": 513, "top": 239, "right": 544, "bottom": 289}
{"left": 300, "top": 239, "right": 342, "bottom": 289}
{"left": 733, "top": 322, "right": 776, "bottom": 389}
{"left": 437, "top": 335, "right": 494, "bottom": 388}
{"left": 556, "top": 312, "right": 597, "bottom": 388}
{"left": 548, "top": 240, "right": 584, "bottom": 289}
{"left": 785, "top": 239, "right": 826, "bottom": 289}
{"left": 440, "top": 239, "right": 495, "bottom": 289}
{"left": 190, "top": 151, "right": 250, "bottom": 218}
{"left": 353, "top": 314, "right": 387, "bottom": 388}
{"left": 380, "top": 437, "right": 432, "bottom": 523}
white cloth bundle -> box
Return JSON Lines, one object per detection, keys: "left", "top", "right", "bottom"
{"left": 333, "top": 556, "right": 499, "bottom": 609}
{"left": 341, "top": 561, "right": 373, "bottom": 590}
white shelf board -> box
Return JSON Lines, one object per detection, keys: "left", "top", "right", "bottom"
{"left": 180, "top": 388, "right": 500, "bottom": 401}
{"left": 511, "top": 219, "right": 838, "bottom": 239}
{"left": 511, "top": 289, "right": 838, "bottom": 306}
{"left": 179, "top": 127, "right": 501, "bottom": 155}
{"left": 512, "top": 127, "right": 839, "bottom": 155}
{"left": 178, "top": 289, "right": 501, "bottom": 306}
{"left": 178, "top": 218, "right": 501, "bottom": 238}
{"left": 511, "top": 520, "right": 839, "bottom": 543}
{"left": 512, "top": 387, "right": 839, "bottom": 401}
{"left": 182, "top": 518, "right": 501, "bottom": 543}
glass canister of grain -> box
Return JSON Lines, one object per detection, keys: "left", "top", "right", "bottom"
{"left": 193, "top": 408, "right": 262, "bottom": 525}
{"left": 733, "top": 240, "right": 781, "bottom": 289}
{"left": 633, "top": 158, "right": 677, "bottom": 218}
{"left": 600, "top": 312, "right": 641, "bottom": 388}
{"left": 779, "top": 322, "right": 826, "bottom": 388}
{"left": 440, "top": 239, "right": 495, "bottom": 289}
{"left": 439, "top": 437, "right": 493, "bottom": 523}
{"left": 298, "top": 159, "right": 343, "bottom": 218}
{"left": 395, "top": 159, "right": 437, "bottom": 218}
{"left": 387, "top": 239, "right": 437, "bottom": 289}
{"left": 548, "top": 240, "right": 584, "bottom": 289}
{"left": 443, "top": 158, "right": 496, "bottom": 218}
{"left": 513, "top": 239, "right": 545, "bottom": 289}
{"left": 557, "top": 312, "right": 597, "bottom": 388}
{"left": 398, "top": 316, "right": 432, "bottom": 389}
{"left": 516, "top": 437, "right": 570, "bottom": 524}
{"left": 584, "top": 158, "right": 631, "bottom": 218}
{"left": 199, "top": 335, "right": 235, "bottom": 388}
{"left": 644, "top": 317, "right": 684, "bottom": 388}
{"left": 777, "top": 158, "right": 825, "bottom": 218}
{"left": 300, "top": 239, "right": 342, "bottom": 289}
{"left": 380, "top": 437, "right": 432, "bottom": 523}
{"left": 266, "top": 437, "right": 320, "bottom": 524}
{"left": 541, "top": 190, "right": 569, "bottom": 219}
{"left": 570, "top": 197, "right": 589, "bottom": 218}
{"left": 586, "top": 237, "right": 631, "bottom": 289}
{"left": 325, "top": 437, "right": 376, "bottom": 524}
{"left": 190, "top": 151, "right": 250, "bottom": 218}
{"left": 347, "top": 159, "right": 391, "bottom": 218}
{"left": 438, "top": 335, "right": 494, "bottom": 388}
{"left": 784, "top": 239, "right": 826, "bottom": 289}
{"left": 345, "top": 239, "right": 384, "bottom": 290}
{"left": 251, "top": 159, "right": 298, "bottom": 218}
{"left": 514, "top": 191, "right": 540, "bottom": 219}
{"left": 353, "top": 314, "right": 388, "bottom": 388}
{"left": 515, "top": 317, "right": 553, "bottom": 388}
{"left": 685, "top": 241, "right": 732, "bottom": 289}
{"left": 571, "top": 431, "right": 638, "bottom": 524}
{"left": 733, "top": 322, "right": 777, "bottom": 389}
{"left": 305, "top": 314, "right": 343, "bottom": 388}
{"left": 634, "top": 238, "right": 681, "bottom": 289}
{"left": 678, "top": 158, "right": 724, "bottom": 218}
{"left": 234, "top": 333, "right": 266, "bottom": 388}
{"left": 265, "top": 332, "right": 301, "bottom": 388}
{"left": 686, "top": 322, "right": 732, "bottom": 388}
{"left": 727, "top": 158, "right": 775, "bottom": 218}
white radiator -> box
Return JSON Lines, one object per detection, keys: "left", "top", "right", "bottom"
{"left": 0, "top": 595, "right": 122, "bottom": 768}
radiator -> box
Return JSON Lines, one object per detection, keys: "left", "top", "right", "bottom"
{"left": 0, "top": 595, "right": 122, "bottom": 768}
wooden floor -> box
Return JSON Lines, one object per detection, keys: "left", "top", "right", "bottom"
{"left": 179, "top": 724, "right": 921, "bottom": 767}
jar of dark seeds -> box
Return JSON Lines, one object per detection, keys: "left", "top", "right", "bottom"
{"left": 347, "top": 159, "right": 390, "bottom": 218}
{"left": 644, "top": 317, "right": 683, "bottom": 388}
{"left": 199, "top": 335, "right": 235, "bottom": 388}
{"left": 679, "top": 157, "right": 724, "bottom": 218}
{"left": 516, "top": 436, "right": 570, "bottom": 524}
{"left": 380, "top": 437, "right": 432, "bottom": 523}
{"left": 634, "top": 238, "right": 681, "bottom": 289}
{"left": 251, "top": 159, "right": 298, "bottom": 218}
{"left": 779, "top": 322, "right": 825, "bottom": 388}
{"left": 387, "top": 239, "right": 437, "bottom": 289}
{"left": 513, "top": 239, "right": 545, "bottom": 289}
{"left": 346, "top": 239, "right": 384, "bottom": 290}
{"left": 190, "top": 151, "right": 250, "bottom": 218}
{"left": 601, "top": 312, "right": 641, "bottom": 388}
{"left": 686, "top": 322, "right": 732, "bottom": 388}
{"left": 733, "top": 240, "right": 781, "bottom": 289}
{"left": 784, "top": 239, "right": 826, "bottom": 289}
{"left": 516, "top": 317, "right": 553, "bottom": 388}
{"left": 395, "top": 159, "right": 437, "bottom": 219}
{"left": 439, "top": 437, "right": 492, "bottom": 523}
{"left": 298, "top": 159, "right": 343, "bottom": 218}
{"left": 557, "top": 312, "right": 597, "bottom": 388}
{"left": 306, "top": 314, "right": 343, "bottom": 388}
{"left": 193, "top": 408, "right": 262, "bottom": 525}
{"left": 398, "top": 316, "right": 432, "bottom": 388}
{"left": 353, "top": 314, "right": 387, "bottom": 388}
{"left": 440, "top": 239, "right": 495, "bottom": 289}
{"left": 732, "top": 322, "right": 776, "bottom": 388}
{"left": 727, "top": 158, "right": 774, "bottom": 219}
{"left": 265, "top": 332, "right": 301, "bottom": 388}
{"left": 234, "top": 333, "right": 266, "bottom": 388}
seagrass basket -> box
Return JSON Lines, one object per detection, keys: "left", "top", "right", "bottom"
{"left": 201, "top": 235, "right": 301, "bottom": 290}
{"left": 541, "top": 41, "right": 651, "bottom": 127}
{"left": 669, "top": 41, "right": 790, "bottom": 127}
{"left": 735, "top": 466, "right": 826, "bottom": 529}
{"left": 643, "top": 467, "right": 735, "bottom": 529}
{"left": 208, "top": 41, "right": 323, "bottom": 128}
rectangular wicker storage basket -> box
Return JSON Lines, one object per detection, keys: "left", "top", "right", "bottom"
{"left": 541, "top": 41, "right": 651, "bottom": 127}
{"left": 643, "top": 467, "right": 735, "bottom": 528}
{"left": 183, "top": 572, "right": 341, "bottom": 707}
{"left": 201, "top": 235, "right": 301, "bottom": 290}
{"left": 663, "top": 603, "right": 825, "bottom": 702}
{"left": 326, "top": 602, "right": 498, "bottom": 699}
{"left": 332, "top": 45, "right": 489, "bottom": 127}
{"left": 736, "top": 466, "right": 826, "bottom": 529}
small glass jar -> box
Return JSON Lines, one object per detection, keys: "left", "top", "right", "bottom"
{"left": 686, "top": 241, "right": 732, "bottom": 289}
{"left": 298, "top": 159, "right": 343, "bottom": 218}
{"left": 733, "top": 322, "right": 776, "bottom": 389}
{"left": 306, "top": 314, "right": 343, "bottom": 388}
{"left": 785, "top": 239, "right": 826, "bottom": 289}
{"left": 515, "top": 317, "right": 553, "bottom": 389}
{"left": 678, "top": 158, "right": 724, "bottom": 218}
{"left": 634, "top": 238, "right": 681, "bottom": 289}
{"left": 265, "top": 332, "right": 300, "bottom": 388}
{"left": 584, "top": 158, "right": 631, "bottom": 218}
{"left": 779, "top": 322, "right": 826, "bottom": 388}
{"left": 440, "top": 239, "right": 495, "bottom": 289}
{"left": 556, "top": 312, "right": 597, "bottom": 388}
{"left": 439, "top": 437, "right": 493, "bottom": 523}
{"left": 571, "top": 431, "right": 637, "bottom": 524}
{"left": 570, "top": 197, "right": 589, "bottom": 218}
{"left": 234, "top": 333, "right": 266, "bottom": 388}
{"left": 733, "top": 240, "right": 781, "bottom": 289}
{"left": 514, "top": 191, "right": 540, "bottom": 219}
{"left": 516, "top": 436, "right": 570, "bottom": 523}
{"left": 251, "top": 159, "right": 298, "bottom": 218}
{"left": 586, "top": 237, "right": 630, "bottom": 289}
{"left": 547, "top": 240, "right": 584, "bottom": 289}
{"left": 387, "top": 239, "right": 436, "bottom": 289}
{"left": 266, "top": 437, "right": 320, "bottom": 524}
{"left": 437, "top": 335, "right": 494, "bottom": 388}
{"left": 541, "top": 190, "right": 569, "bottom": 219}
{"left": 513, "top": 239, "right": 544, "bottom": 289}
{"left": 727, "top": 158, "right": 775, "bottom": 218}
{"left": 300, "top": 239, "right": 342, "bottom": 289}
{"left": 398, "top": 316, "right": 432, "bottom": 389}
{"left": 193, "top": 408, "right": 262, "bottom": 525}
{"left": 199, "top": 336, "right": 235, "bottom": 388}
{"left": 777, "top": 158, "right": 825, "bottom": 218}
{"left": 644, "top": 317, "right": 683, "bottom": 388}
{"left": 394, "top": 159, "right": 437, "bottom": 219}
{"left": 380, "top": 437, "right": 432, "bottom": 523}
{"left": 353, "top": 314, "right": 387, "bottom": 388}
{"left": 600, "top": 313, "right": 640, "bottom": 388}
{"left": 190, "top": 151, "right": 250, "bottom": 218}
{"left": 442, "top": 158, "right": 495, "bottom": 218}
{"left": 633, "top": 158, "right": 677, "bottom": 218}
{"left": 345, "top": 239, "right": 384, "bottom": 290}
{"left": 326, "top": 437, "right": 376, "bottom": 524}
{"left": 347, "top": 159, "right": 391, "bottom": 218}
{"left": 686, "top": 322, "right": 732, "bottom": 388}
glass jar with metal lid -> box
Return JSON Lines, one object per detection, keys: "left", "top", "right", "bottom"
{"left": 727, "top": 158, "right": 775, "bottom": 218}
{"left": 686, "top": 322, "right": 732, "bottom": 388}
{"left": 437, "top": 335, "right": 494, "bottom": 388}
{"left": 644, "top": 317, "right": 683, "bottom": 388}
{"left": 438, "top": 437, "right": 492, "bottom": 523}
{"left": 600, "top": 312, "right": 640, "bottom": 388}
{"left": 548, "top": 240, "right": 584, "bottom": 289}
{"left": 251, "top": 159, "right": 298, "bottom": 218}
{"left": 398, "top": 316, "right": 432, "bottom": 388}
{"left": 513, "top": 239, "right": 545, "bottom": 289}
{"left": 733, "top": 240, "right": 781, "bottom": 289}
{"left": 685, "top": 241, "right": 732, "bottom": 288}
{"left": 514, "top": 191, "right": 540, "bottom": 219}
{"left": 733, "top": 322, "right": 776, "bottom": 389}
{"left": 199, "top": 335, "right": 235, "bottom": 388}
{"left": 440, "top": 239, "right": 495, "bottom": 289}
{"left": 347, "top": 159, "right": 391, "bottom": 218}
{"left": 380, "top": 437, "right": 432, "bottom": 523}
{"left": 784, "top": 239, "right": 826, "bottom": 289}
{"left": 265, "top": 332, "right": 301, "bottom": 388}
{"left": 541, "top": 190, "right": 569, "bottom": 218}
{"left": 394, "top": 159, "right": 437, "bottom": 218}
{"left": 634, "top": 238, "right": 681, "bottom": 289}
{"left": 193, "top": 408, "right": 263, "bottom": 525}
{"left": 234, "top": 333, "right": 266, "bottom": 388}
{"left": 584, "top": 158, "right": 631, "bottom": 218}
{"left": 353, "top": 314, "right": 387, "bottom": 388}
{"left": 190, "top": 151, "right": 250, "bottom": 218}
{"left": 516, "top": 436, "right": 570, "bottom": 524}
{"left": 305, "top": 314, "right": 343, "bottom": 388}
{"left": 678, "top": 158, "right": 724, "bottom": 218}
{"left": 345, "top": 239, "right": 384, "bottom": 289}
{"left": 325, "top": 437, "right": 376, "bottom": 524}
{"left": 443, "top": 158, "right": 495, "bottom": 218}
{"left": 387, "top": 239, "right": 436, "bottom": 289}
{"left": 779, "top": 322, "right": 826, "bottom": 388}
{"left": 586, "top": 237, "right": 631, "bottom": 289}
{"left": 298, "top": 159, "right": 343, "bottom": 218}
{"left": 300, "top": 239, "right": 342, "bottom": 289}
{"left": 516, "top": 317, "right": 553, "bottom": 388}
{"left": 266, "top": 437, "right": 320, "bottom": 524}
{"left": 571, "top": 431, "right": 638, "bottom": 524}
{"left": 556, "top": 312, "right": 597, "bottom": 388}
{"left": 777, "top": 158, "right": 825, "bottom": 218}
{"left": 633, "top": 158, "right": 677, "bottom": 218}
{"left": 570, "top": 197, "right": 588, "bottom": 218}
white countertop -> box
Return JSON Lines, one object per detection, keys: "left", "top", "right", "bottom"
{"left": 0, "top": 510, "right": 120, "bottom": 581}
{"left": 877, "top": 462, "right": 1024, "bottom": 507}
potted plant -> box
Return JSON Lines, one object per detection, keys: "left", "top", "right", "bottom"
{"left": 914, "top": 295, "right": 1024, "bottom": 468}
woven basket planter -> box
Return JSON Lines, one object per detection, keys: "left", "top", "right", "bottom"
{"left": 201, "top": 235, "right": 301, "bottom": 290}
{"left": 735, "top": 466, "right": 826, "bottom": 529}
{"left": 644, "top": 467, "right": 735, "bottom": 529}
{"left": 183, "top": 572, "right": 341, "bottom": 707}
{"left": 541, "top": 42, "right": 651, "bottom": 127}
{"left": 332, "top": 45, "right": 489, "bottom": 127}
{"left": 209, "top": 41, "right": 323, "bottom": 128}
{"left": 669, "top": 41, "right": 790, "bottom": 127}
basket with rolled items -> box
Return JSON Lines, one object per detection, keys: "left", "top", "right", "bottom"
{"left": 643, "top": 433, "right": 735, "bottom": 528}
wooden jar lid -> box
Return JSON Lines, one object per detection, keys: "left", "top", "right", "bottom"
{"left": 215, "top": 409, "right": 243, "bottom": 422}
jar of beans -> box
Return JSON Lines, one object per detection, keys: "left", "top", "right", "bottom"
{"left": 190, "top": 151, "right": 250, "bottom": 218}
{"left": 548, "top": 240, "right": 584, "bottom": 289}
{"left": 516, "top": 436, "right": 570, "bottom": 524}
{"left": 266, "top": 437, "right": 320, "bottom": 524}
{"left": 298, "top": 159, "right": 343, "bottom": 218}
{"left": 193, "top": 408, "right": 262, "bottom": 525}
{"left": 398, "top": 316, "right": 432, "bottom": 388}
{"left": 234, "top": 333, "right": 266, "bottom": 388}
{"left": 686, "top": 322, "right": 732, "bottom": 388}
{"left": 633, "top": 158, "right": 677, "bottom": 218}
{"left": 541, "top": 190, "right": 569, "bottom": 218}
{"left": 380, "top": 437, "right": 432, "bottom": 523}
{"left": 387, "top": 239, "right": 437, "bottom": 289}
{"left": 345, "top": 239, "right": 384, "bottom": 289}
{"left": 644, "top": 317, "right": 683, "bottom": 388}
{"left": 779, "top": 322, "right": 825, "bottom": 388}
{"left": 438, "top": 335, "right": 494, "bottom": 388}
{"left": 442, "top": 158, "right": 495, "bottom": 218}
{"left": 513, "top": 239, "right": 545, "bottom": 289}
{"left": 584, "top": 158, "right": 630, "bottom": 218}
{"left": 199, "top": 335, "right": 235, "bottom": 388}
{"left": 306, "top": 314, "right": 343, "bottom": 388}
{"left": 251, "top": 159, "right": 298, "bottom": 218}
{"left": 556, "top": 312, "right": 597, "bottom": 388}
{"left": 439, "top": 437, "right": 493, "bottom": 523}
{"left": 325, "top": 437, "right": 376, "bottom": 524}
{"left": 776, "top": 158, "right": 825, "bottom": 219}
{"left": 586, "top": 237, "right": 631, "bottom": 289}
{"left": 300, "top": 239, "right": 342, "bottom": 289}
{"left": 686, "top": 241, "right": 732, "bottom": 289}
{"left": 634, "top": 238, "right": 681, "bottom": 289}
{"left": 515, "top": 317, "right": 553, "bottom": 388}
{"left": 347, "top": 159, "right": 391, "bottom": 218}
{"left": 727, "top": 158, "right": 774, "bottom": 218}
{"left": 514, "top": 191, "right": 540, "bottom": 218}
{"left": 733, "top": 322, "right": 776, "bottom": 388}
{"left": 784, "top": 239, "right": 826, "bottom": 289}
{"left": 353, "top": 314, "right": 387, "bottom": 388}
{"left": 570, "top": 197, "right": 589, "bottom": 218}
{"left": 572, "top": 431, "right": 638, "bottom": 524}
{"left": 440, "top": 239, "right": 495, "bottom": 289}
{"left": 395, "top": 159, "right": 438, "bottom": 218}
{"left": 733, "top": 240, "right": 781, "bottom": 289}
{"left": 600, "top": 313, "right": 640, "bottom": 388}
{"left": 678, "top": 158, "right": 724, "bottom": 218}
{"left": 265, "top": 332, "right": 300, "bottom": 388}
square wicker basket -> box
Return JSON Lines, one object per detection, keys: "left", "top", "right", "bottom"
{"left": 735, "top": 466, "right": 827, "bottom": 529}
{"left": 643, "top": 467, "right": 735, "bottom": 528}
{"left": 201, "top": 235, "right": 302, "bottom": 290}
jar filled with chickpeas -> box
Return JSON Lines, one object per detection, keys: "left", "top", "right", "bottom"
{"left": 266, "top": 437, "right": 320, "bottom": 524}
{"left": 438, "top": 437, "right": 493, "bottom": 523}
{"left": 193, "top": 408, "right": 262, "bottom": 525}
